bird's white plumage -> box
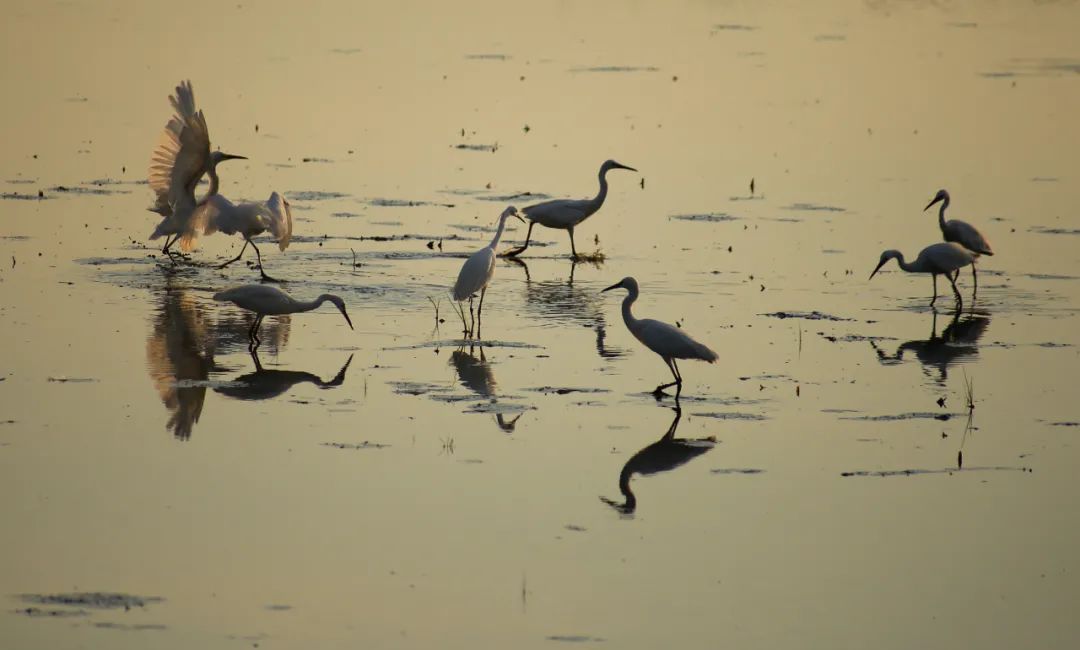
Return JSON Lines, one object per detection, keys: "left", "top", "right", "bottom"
{"left": 906, "top": 242, "right": 977, "bottom": 275}
{"left": 214, "top": 284, "right": 302, "bottom": 315}
{"left": 630, "top": 318, "right": 719, "bottom": 362}
{"left": 453, "top": 247, "right": 495, "bottom": 300}
{"left": 522, "top": 199, "right": 592, "bottom": 229}
{"left": 202, "top": 191, "right": 293, "bottom": 251}
{"left": 942, "top": 220, "right": 993, "bottom": 256}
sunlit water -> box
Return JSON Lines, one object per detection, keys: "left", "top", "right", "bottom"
{"left": 2, "top": 1, "right": 1079, "bottom": 648}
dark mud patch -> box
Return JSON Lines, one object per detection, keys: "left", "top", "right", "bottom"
{"left": 462, "top": 402, "right": 533, "bottom": 415}
{"left": 1, "top": 192, "right": 49, "bottom": 201}
{"left": 547, "top": 634, "right": 606, "bottom": 643}
{"left": 819, "top": 333, "right": 893, "bottom": 343}
{"left": 477, "top": 191, "right": 554, "bottom": 202}
{"left": 301, "top": 157, "right": 334, "bottom": 163}
{"left": 1023, "top": 273, "right": 1080, "bottom": 281}
{"left": 46, "top": 376, "right": 98, "bottom": 383}
{"left": 711, "top": 24, "right": 758, "bottom": 32}
{"left": 693, "top": 411, "right": 768, "bottom": 421}
{"left": 330, "top": 47, "right": 363, "bottom": 54}
{"left": 14, "top": 606, "right": 90, "bottom": 617}
{"left": 841, "top": 412, "right": 963, "bottom": 422}
{"left": 569, "top": 65, "right": 659, "bottom": 73}
{"left": 6, "top": 179, "right": 36, "bottom": 185}
{"left": 1049, "top": 421, "right": 1080, "bottom": 427}
{"left": 19, "top": 592, "right": 163, "bottom": 610}
{"left": 669, "top": 212, "right": 739, "bottom": 223}
{"left": 265, "top": 604, "right": 293, "bottom": 611}
{"left": 465, "top": 53, "right": 510, "bottom": 60}
{"left": 1030, "top": 177, "right": 1058, "bottom": 182}
{"left": 331, "top": 211, "right": 363, "bottom": 218}
{"left": 362, "top": 197, "right": 455, "bottom": 208}
{"left": 93, "top": 622, "right": 168, "bottom": 631}
{"left": 782, "top": 202, "right": 846, "bottom": 213}
{"left": 710, "top": 468, "right": 764, "bottom": 475}
{"left": 815, "top": 34, "right": 846, "bottom": 42}
{"left": 946, "top": 21, "right": 978, "bottom": 28}
{"left": 761, "top": 310, "right": 854, "bottom": 322}
{"left": 47, "top": 184, "right": 131, "bottom": 196}
{"left": 388, "top": 381, "right": 454, "bottom": 397}
{"left": 454, "top": 143, "right": 498, "bottom": 153}
{"left": 841, "top": 466, "right": 1030, "bottom": 478}
{"left": 320, "top": 441, "right": 391, "bottom": 450}
{"left": 1029, "top": 226, "right": 1080, "bottom": 236}
{"left": 385, "top": 340, "right": 543, "bottom": 351}
{"left": 286, "top": 190, "right": 350, "bottom": 201}
{"left": 0, "top": 235, "right": 31, "bottom": 240}
{"left": 525, "top": 386, "right": 610, "bottom": 395}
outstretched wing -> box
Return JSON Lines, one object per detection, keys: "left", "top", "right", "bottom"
{"left": 264, "top": 192, "right": 293, "bottom": 251}
{"left": 148, "top": 80, "right": 211, "bottom": 212}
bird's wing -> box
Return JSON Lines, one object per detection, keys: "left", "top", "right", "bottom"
{"left": 946, "top": 220, "right": 993, "bottom": 255}
{"left": 148, "top": 81, "right": 211, "bottom": 210}
{"left": 923, "top": 242, "right": 977, "bottom": 273}
{"left": 522, "top": 198, "right": 591, "bottom": 228}
{"left": 264, "top": 192, "right": 293, "bottom": 251}
{"left": 193, "top": 194, "right": 231, "bottom": 237}
{"left": 634, "top": 318, "right": 718, "bottom": 362}
{"left": 453, "top": 248, "right": 495, "bottom": 300}
{"left": 214, "top": 284, "right": 293, "bottom": 313}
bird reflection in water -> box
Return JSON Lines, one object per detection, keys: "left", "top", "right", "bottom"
{"left": 600, "top": 405, "right": 716, "bottom": 515}
{"left": 145, "top": 288, "right": 216, "bottom": 440}
{"left": 871, "top": 308, "right": 990, "bottom": 384}
{"left": 214, "top": 350, "right": 353, "bottom": 401}
{"left": 505, "top": 257, "right": 628, "bottom": 359}
{"left": 450, "top": 344, "right": 527, "bottom": 432}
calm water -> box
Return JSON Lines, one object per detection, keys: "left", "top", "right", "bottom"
{"left": 2, "top": 1, "right": 1079, "bottom": 648}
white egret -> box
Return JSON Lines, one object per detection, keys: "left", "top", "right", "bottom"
{"left": 452, "top": 206, "right": 522, "bottom": 338}
{"left": 869, "top": 241, "right": 976, "bottom": 307}
{"left": 503, "top": 159, "right": 637, "bottom": 260}
{"left": 602, "top": 277, "right": 718, "bottom": 396}
{"left": 213, "top": 284, "right": 353, "bottom": 350}
{"left": 924, "top": 189, "right": 994, "bottom": 291}
{"left": 201, "top": 192, "right": 293, "bottom": 281}
{"left": 147, "top": 80, "right": 246, "bottom": 255}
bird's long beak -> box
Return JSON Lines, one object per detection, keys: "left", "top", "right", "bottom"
{"left": 615, "top": 163, "right": 637, "bottom": 172}
{"left": 869, "top": 259, "right": 887, "bottom": 281}
{"left": 221, "top": 153, "right": 248, "bottom": 162}
{"left": 923, "top": 197, "right": 940, "bottom": 212}
{"left": 339, "top": 306, "right": 354, "bottom": 330}
{"left": 601, "top": 281, "right": 622, "bottom": 293}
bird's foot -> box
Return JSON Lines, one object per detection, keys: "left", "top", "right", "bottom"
{"left": 259, "top": 272, "right": 283, "bottom": 284}
{"left": 500, "top": 247, "right": 524, "bottom": 258}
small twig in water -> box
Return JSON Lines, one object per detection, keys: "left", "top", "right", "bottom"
{"left": 962, "top": 369, "right": 975, "bottom": 410}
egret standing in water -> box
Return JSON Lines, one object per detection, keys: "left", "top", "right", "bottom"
{"left": 602, "top": 277, "right": 718, "bottom": 396}
{"left": 503, "top": 159, "right": 636, "bottom": 260}
{"left": 214, "top": 284, "right": 353, "bottom": 351}
{"left": 869, "top": 242, "right": 976, "bottom": 307}
{"left": 453, "top": 206, "right": 522, "bottom": 338}
{"left": 147, "top": 80, "right": 246, "bottom": 256}
{"left": 201, "top": 192, "right": 293, "bottom": 281}
{"left": 925, "top": 189, "right": 994, "bottom": 291}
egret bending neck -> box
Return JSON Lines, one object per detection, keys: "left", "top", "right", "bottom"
{"left": 620, "top": 288, "right": 639, "bottom": 329}
{"left": 590, "top": 166, "right": 612, "bottom": 212}
{"left": 205, "top": 165, "right": 222, "bottom": 198}
{"left": 936, "top": 194, "right": 951, "bottom": 231}
{"left": 489, "top": 215, "right": 511, "bottom": 249}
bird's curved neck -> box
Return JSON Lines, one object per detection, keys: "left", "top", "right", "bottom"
{"left": 591, "top": 167, "right": 612, "bottom": 210}
{"left": 620, "top": 287, "right": 639, "bottom": 329}
{"left": 489, "top": 215, "right": 511, "bottom": 249}
{"left": 618, "top": 464, "right": 636, "bottom": 510}
{"left": 894, "top": 253, "right": 919, "bottom": 273}
{"left": 205, "top": 165, "right": 222, "bottom": 198}
{"left": 296, "top": 294, "right": 331, "bottom": 313}
{"left": 937, "top": 195, "right": 950, "bottom": 230}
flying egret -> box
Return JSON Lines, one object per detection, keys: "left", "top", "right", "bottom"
{"left": 502, "top": 159, "right": 637, "bottom": 260}
{"left": 925, "top": 189, "right": 994, "bottom": 291}
{"left": 213, "top": 284, "right": 353, "bottom": 350}
{"left": 147, "top": 80, "right": 246, "bottom": 256}
{"left": 201, "top": 192, "right": 293, "bottom": 281}
{"left": 869, "top": 241, "right": 976, "bottom": 307}
{"left": 602, "top": 276, "right": 718, "bottom": 396}
{"left": 452, "top": 206, "right": 523, "bottom": 338}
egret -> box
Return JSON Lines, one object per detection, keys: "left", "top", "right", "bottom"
{"left": 213, "top": 284, "right": 353, "bottom": 350}
{"left": 925, "top": 189, "right": 994, "bottom": 291}
{"left": 869, "top": 241, "right": 976, "bottom": 307}
{"left": 147, "top": 80, "right": 246, "bottom": 256}
{"left": 600, "top": 406, "right": 716, "bottom": 514}
{"left": 602, "top": 277, "right": 718, "bottom": 396}
{"left": 503, "top": 159, "right": 637, "bottom": 260}
{"left": 215, "top": 352, "right": 353, "bottom": 400}
{"left": 202, "top": 192, "right": 293, "bottom": 281}
{"left": 452, "top": 206, "right": 523, "bottom": 338}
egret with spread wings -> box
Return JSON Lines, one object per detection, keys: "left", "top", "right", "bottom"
{"left": 201, "top": 192, "right": 293, "bottom": 282}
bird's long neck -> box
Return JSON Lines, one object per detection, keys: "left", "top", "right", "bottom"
{"left": 617, "top": 464, "right": 636, "bottom": 511}
{"left": 893, "top": 253, "right": 918, "bottom": 273}
{"left": 489, "top": 214, "right": 510, "bottom": 249}
{"left": 296, "top": 294, "right": 332, "bottom": 313}
{"left": 937, "top": 195, "right": 950, "bottom": 231}
{"left": 589, "top": 166, "right": 611, "bottom": 212}
{"left": 620, "top": 287, "right": 639, "bottom": 330}
{"left": 205, "top": 164, "right": 222, "bottom": 198}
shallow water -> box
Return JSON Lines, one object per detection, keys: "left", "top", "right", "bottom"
{"left": 2, "top": 1, "right": 1080, "bottom": 648}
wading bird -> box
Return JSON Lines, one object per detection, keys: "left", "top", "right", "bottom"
{"left": 202, "top": 192, "right": 293, "bottom": 281}
{"left": 869, "top": 242, "right": 976, "bottom": 307}
{"left": 602, "top": 277, "right": 718, "bottom": 396}
{"left": 213, "top": 284, "right": 353, "bottom": 350}
{"left": 147, "top": 80, "right": 246, "bottom": 256}
{"left": 925, "top": 189, "right": 994, "bottom": 291}
{"left": 452, "top": 206, "right": 522, "bottom": 338}
{"left": 503, "top": 159, "right": 636, "bottom": 260}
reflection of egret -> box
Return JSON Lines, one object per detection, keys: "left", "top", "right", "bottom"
{"left": 148, "top": 80, "right": 246, "bottom": 256}
{"left": 601, "top": 406, "right": 716, "bottom": 514}
{"left": 503, "top": 159, "right": 637, "bottom": 260}
{"left": 145, "top": 288, "right": 215, "bottom": 440}
{"left": 214, "top": 351, "right": 352, "bottom": 400}
{"left": 603, "top": 277, "right": 718, "bottom": 396}
{"left": 925, "top": 189, "right": 993, "bottom": 291}
{"left": 495, "top": 413, "right": 524, "bottom": 433}
{"left": 202, "top": 192, "right": 293, "bottom": 281}
{"left": 450, "top": 345, "right": 496, "bottom": 397}
{"left": 216, "top": 312, "right": 291, "bottom": 357}
{"left": 452, "top": 206, "right": 522, "bottom": 338}
{"left": 872, "top": 309, "right": 989, "bottom": 384}
{"left": 214, "top": 285, "right": 353, "bottom": 350}
{"left": 869, "top": 242, "right": 976, "bottom": 307}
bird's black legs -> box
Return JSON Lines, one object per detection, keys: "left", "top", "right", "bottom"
{"left": 476, "top": 287, "right": 487, "bottom": 340}
{"left": 251, "top": 241, "right": 281, "bottom": 283}
{"left": 248, "top": 314, "right": 265, "bottom": 351}
{"left": 218, "top": 239, "right": 250, "bottom": 269}
{"left": 161, "top": 234, "right": 181, "bottom": 259}
{"left": 457, "top": 300, "right": 470, "bottom": 338}
{"left": 971, "top": 263, "right": 978, "bottom": 296}
{"left": 653, "top": 358, "right": 682, "bottom": 397}
{"left": 468, "top": 296, "right": 476, "bottom": 339}
{"left": 948, "top": 272, "right": 963, "bottom": 310}
{"left": 568, "top": 226, "right": 578, "bottom": 261}
{"left": 930, "top": 274, "right": 939, "bottom": 307}
{"left": 502, "top": 222, "right": 534, "bottom": 258}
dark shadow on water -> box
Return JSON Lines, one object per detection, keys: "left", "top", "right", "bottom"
{"left": 213, "top": 351, "right": 352, "bottom": 401}
{"left": 450, "top": 344, "right": 531, "bottom": 433}
{"left": 871, "top": 308, "right": 989, "bottom": 385}
{"left": 600, "top": 404, "right": 716, "bottom": 516}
